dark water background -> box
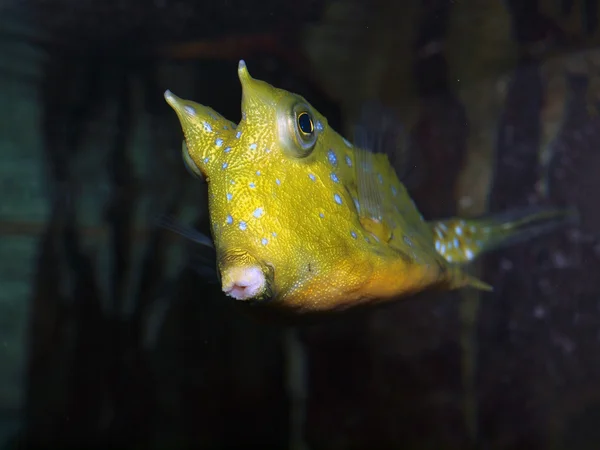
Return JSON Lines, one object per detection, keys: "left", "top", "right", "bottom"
{"left": 0, "top": 0, "right": 600, "bottom": 449}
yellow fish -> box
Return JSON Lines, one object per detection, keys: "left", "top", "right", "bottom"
{"left": 164, "top": 60, "right": 573, "bottom": 315}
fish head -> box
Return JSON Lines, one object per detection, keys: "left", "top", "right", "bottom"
{"left": 165, "top": 60, "right": 363, "bottom": 309}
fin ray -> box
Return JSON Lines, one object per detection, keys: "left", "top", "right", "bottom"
{"left": 353, "top": 131, "right": 384, "bottom": 222}
{"left": 354, "top": 100, "right": 412, "bottom": 180}
{"left": 155, "top": 214, "right": 214, "bottom": 249}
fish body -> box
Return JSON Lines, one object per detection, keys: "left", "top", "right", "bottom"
{"left": 164, "top": 60, "right": 572, "bottom": 314}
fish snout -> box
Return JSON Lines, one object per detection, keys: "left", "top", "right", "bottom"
{"left": 219, "top": 250, "right": 273, "bottom": 302}
{"left": 221, "top": 265, "right": 266, "bottom": 301}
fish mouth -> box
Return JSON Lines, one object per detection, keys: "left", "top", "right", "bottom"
{"left": 221, "top": 265, "right": 268, "bottom": 301}
{"left": 219, "top": 249, "right": 273, "bottom": 302}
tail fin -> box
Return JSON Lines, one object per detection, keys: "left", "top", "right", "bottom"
{"left": 430, "top": 206, "right": 578, "bottom": 265}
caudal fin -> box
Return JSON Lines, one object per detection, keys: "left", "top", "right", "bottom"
{"left": 430, "top": 206, "right": 578, "bottom": 265}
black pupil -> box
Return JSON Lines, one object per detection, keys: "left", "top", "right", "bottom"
{"left": 298, "top": 112, "right": 313, "bottom": 134}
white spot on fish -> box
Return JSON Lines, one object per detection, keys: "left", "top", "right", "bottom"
{"left": 261, "top": 238, "right": 268, "bottom": 245}
{"left": 455, "top": 225, "right": 463, "bottom": 236}
{"left": 253, "top": 207, "right": 264, "bottom": 218}
{"left": 275, "top": 178, "right": 281, "bottom": 185}
{"left": 224, "top": 146, "right": 231, "bottom": 153}
{"left": 203, "top": 157, "right": 209, "bottom": 164}
{"left": 249, "top": 143, "right": 257, "bottom": 150}
{"left": 377, "top": 173, "right": 383, "bottom": 184}
{"left": 391, "top": 186, "right": 397, "bottom": 196}
{"left": 345, "top": 155, "right": 352, "bottom": 167}
{"left": 184, "top": 105, "right": 196, "bottom": 115}
{"left": 327, "top": 149, "right": 337, "bottom": 166}
{"left": 235, "top": 131, "right": 242, "bottom": 139}
{"left": 343, "top": 138, "right": 352, "bottom": 148}
{"left": 230, "top": 180, "right": 235, "bottom": 185}
{"left": 330, "top": 173, "right": 339, "bottom": 183}
{"left": 353, "top": 198, "right": 360, "bottom": 212}
{"left": 271, "top": 232, "right": 277, "bottom": 237}
{"left": 223, "top": 125, "right": 229, "bottom": 130}
{"left": 226, "top": 215, "right": 233, "bottom": 225}
{"left": 226, "top": 193, "right": 232, "bottom": 202}
{"left": 465, "top": 248, "right": 474, "bottom": 260}
{"left": 256, "top": 171, "right": 261, "bottom": 176}
{"left": 319, "top": 212, "right": 325, "bottom": 218}
{"left": 249, "top": 182, "right": 256, "bottom": 188}
{"left": 334, "top": 193, "right": 342, "bottom": 205}
{"left": 215, "top": 138, "right": 223, "bottom": 147}
{"left": 203, "top": 121, "right": 212, "bottom": 132}
{"left": 309, "top": 173, "right": 316, "bottom": 181}
{"left": 239, "top": 221, "right": 247, "bottom": 231}
{"left": 265, "top": 147, "right": 271, "bottom": 153}
{"left": 435, "top": 241, "right": 441, "bottom": 252}
{"left": 403, "top": 235, "right": 412, "bottom": 247}
{"left": 453, "top": 238, "right": 459, "bottom": 248}
{"left": 440, "top": 244, "right": 446, "bottom": 254}
{"left": 222, "top": 162, "right": 228, "bottom": 169}
{"left": 351, "top": 231, "right": 357, "bottom": 239}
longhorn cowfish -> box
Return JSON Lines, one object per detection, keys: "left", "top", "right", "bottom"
{"left": 163, "top": 60, "right": 573, "bottom": 315}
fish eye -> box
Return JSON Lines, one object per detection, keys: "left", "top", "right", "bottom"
{"left": 288, "top": 103, "right": 318, "bottom": 157}
{"left": 279, "top": 101, "right": 319, "bottom": 158}
{"left": 297, "top": 111, "right": 314, "bottom": 135}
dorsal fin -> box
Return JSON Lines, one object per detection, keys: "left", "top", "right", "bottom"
{"left": 353, "top": 121, "right": 393, "bottom": 243}
{"left": 352, "top": 100, "right": 410, "bottom": 223}
{"left": 353, "top": 140, "right": 384, "bottom": 222}
{"left": 354, "top": 100, "right": 413, "bottom": 180}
